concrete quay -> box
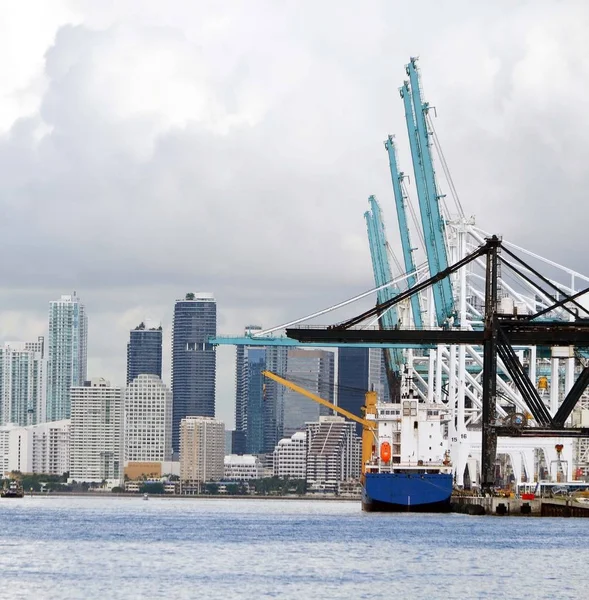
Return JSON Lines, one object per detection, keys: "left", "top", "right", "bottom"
{"left": 451, "top": 495, "right": 589, "bottom": 517}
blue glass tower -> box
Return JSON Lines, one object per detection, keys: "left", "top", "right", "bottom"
{"left": 245, "top": 348, "right": 266, "bottom": 455}
{"left": 235, "top": 326, "right": 288, "bottom": 455}
{"left": 337, "top": 347, "right": 385, "bottom": 436}
{"left": 126, "top": 322, "right": 163, "bottom": 385}
{"left": 171, "top": 293, "right": 217, "bottom": 453}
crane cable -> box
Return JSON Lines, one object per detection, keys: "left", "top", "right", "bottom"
{"left": 427, "top": 113, "right": 465, "bottom": 219}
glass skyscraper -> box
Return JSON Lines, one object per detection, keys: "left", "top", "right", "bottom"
{"left": 47, "top": 293, "right": 88, "bottom": 422}
{"left": 337, "top": 347, "right": 386, "bottom": 436}
{"left": 126, "top": 321, "right": 163, "bottom": 384}
{"left": 282, "top": 349, "right": 335, "bottom": 437}
{"left": 234, "top": 326, "right": 288, "bottom": 455}
{"left": 171, "top": 293, "right": 216, "bottom": 453}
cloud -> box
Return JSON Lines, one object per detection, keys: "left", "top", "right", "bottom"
{"left": 1, "top": 0, "right": 589, "bottom": 426}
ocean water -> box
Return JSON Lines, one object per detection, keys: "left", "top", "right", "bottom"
{"left": 0, "top": 496, "right": 587, "bottom": 599}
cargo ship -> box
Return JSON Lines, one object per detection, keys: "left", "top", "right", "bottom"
{"left": 362, "top": 395, "right": 453, "bottom": 512}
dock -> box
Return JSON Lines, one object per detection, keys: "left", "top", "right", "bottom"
{"left": 451, "top": 495, "right": 589, "bottom": 517}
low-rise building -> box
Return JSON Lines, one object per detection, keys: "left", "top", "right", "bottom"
{"left": 224, "top": 454, "right": 263, "bottom": 481}
{"left": 273, "top": 431, "right": 307, "bottom": 479}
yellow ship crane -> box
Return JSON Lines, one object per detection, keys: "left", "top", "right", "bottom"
{"left": 262, "top": 370, "right": 377, "bottom": 483}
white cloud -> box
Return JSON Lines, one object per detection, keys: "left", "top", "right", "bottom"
{"left": 1, "top": 0, "right": 589, "bottom": 427}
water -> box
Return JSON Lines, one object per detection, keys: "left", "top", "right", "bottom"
{"left": 0, "top": 496, "right": 587, "bottom": 599}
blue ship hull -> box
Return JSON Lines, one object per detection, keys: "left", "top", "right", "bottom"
{"left": 363, "top": 472, "right": 453, "bottom": 512}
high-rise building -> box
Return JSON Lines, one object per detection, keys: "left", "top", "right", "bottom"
{"left": 179, "top": 416, "right": 224, "bottom": 483}
{"left": 235, "top": 325, "right": 261, "bottom": 452}
{"left": 305, "top": 416, "right": 361, "bottom": 493}
{"left": 262, "top": 346, "right": 288, "bottom": 453}
{"left": 234, "top": 326, "right": 287, "bottom": 455}
{"left": 337, "top": 347, "right": 386, "bottom": 436}
{"left": 124, "top": 374, "right": 172, "bottom": 463}
{"left": 69, "top": 378, "right": 123, "bottom": 485}
{"left": 0, "top": 338, "right": 46, "bottom": 426}
{"left": 283, "top": 349, "right": 335, "bottom": 437}
{"left": 126, "top": 321, "right": 163, "bottom": 384}
{"left": 273, "top": 431, "right": 307, "bottom": 480}
{"left": 172, "top": 293, "right": 216, "bottom": 453}
{"left": 47, "top": 293, "right": 88, "bottom": 422}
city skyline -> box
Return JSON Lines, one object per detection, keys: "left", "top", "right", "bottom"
{"left": 0, "top": 290, "right": 392, "bottom": 433}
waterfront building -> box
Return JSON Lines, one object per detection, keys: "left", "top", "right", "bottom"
{"left": 223, "top": 454, "right": 263, "bottom": 481}
{"left": 179, "top": 416, "right": 224, "bottom": 483}
{"left": 47, "top": 293, "right": 88, "bottom": 422}
{"left": 124, "top": 374, "right": 172, "bottom": 464}
{"left": 30, "top": 419, "right": 70, "bottom": 475}
{"left": 172, "top": 293, "right": 216, "bottom": 453}
{"left": 0, "top": 419, "right": 69, "bottom": 476}
{"left": 305, "top": 416, "right": 361, "bottom": 493}
{"left": 283, "top": 349, "right": 334, "bottom": 437}
{"left": 0, "top": 338, "right": 46, "bottom": 426}
{"left": 273, "top": 431, "right": 307, "bottom": 480}
{"left": 126, "top": 321, "right": 163, "bottom": 384}
{"left": 337, "top": 347, "right": 386, "bottom": 436}
{"left": 69, "top": 378, "right": 123, "bottom": 486}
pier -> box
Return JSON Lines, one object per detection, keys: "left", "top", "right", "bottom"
{"left": 451, "top": 495, "right": 589, "bottom": 517}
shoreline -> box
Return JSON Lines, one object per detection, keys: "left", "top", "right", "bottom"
{"left": 24, "top": 492, "right": 360, "bottom": 502}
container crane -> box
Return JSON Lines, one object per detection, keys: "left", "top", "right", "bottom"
{"left": 365, "top": 196, "right": 403, "bottom": 399}
{"left": 401, "top": 58, "right": 455, "bottom": 327}
{"left": 384, "top": 135, "right": 423, "bottom": 330}
{"left": 261, "top": 370, "right": 377, "bottom": 483}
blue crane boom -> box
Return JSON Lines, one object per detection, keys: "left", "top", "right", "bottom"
{"left": 401, "top": 58, "right": 455, "bottom": 326}
{"left": 384, "top": 134, "right": 423, "bottom": 329}
{"left": 365, "top": 195, "right": 403, "bottom": 378}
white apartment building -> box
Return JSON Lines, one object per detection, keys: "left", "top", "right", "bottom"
{"left": 273, "top": 431, "right": 307, "bottom": 479}
{"left": 305, "top": 416, "right": 361, "bottom": 493}
{"left": 224, "top": 454, "right": 263, "bottom": 481}
{"left": 180, "top": 417, "right": 224, "bottom": 482}
{"left": 0, "top": 419, "right": 69, "bottom": 476}
{"left": 0, "top": 339, "right": 46, "bottom": 426}
{"left": 47, "top": 293, "right": 88, "bottom": 422}
{"left": 124, "top": 374, "right": 172, "bottom": 463}
{"left": 69, "top": 378, "right": 123, "bottom": 486}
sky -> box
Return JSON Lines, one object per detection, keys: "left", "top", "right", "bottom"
{"left": 1, "top": 0, "right": 588, "bottom": 428}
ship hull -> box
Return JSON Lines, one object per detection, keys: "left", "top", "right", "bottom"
{"left": 363, "top": 472, "right": 453, "bottom": 512}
